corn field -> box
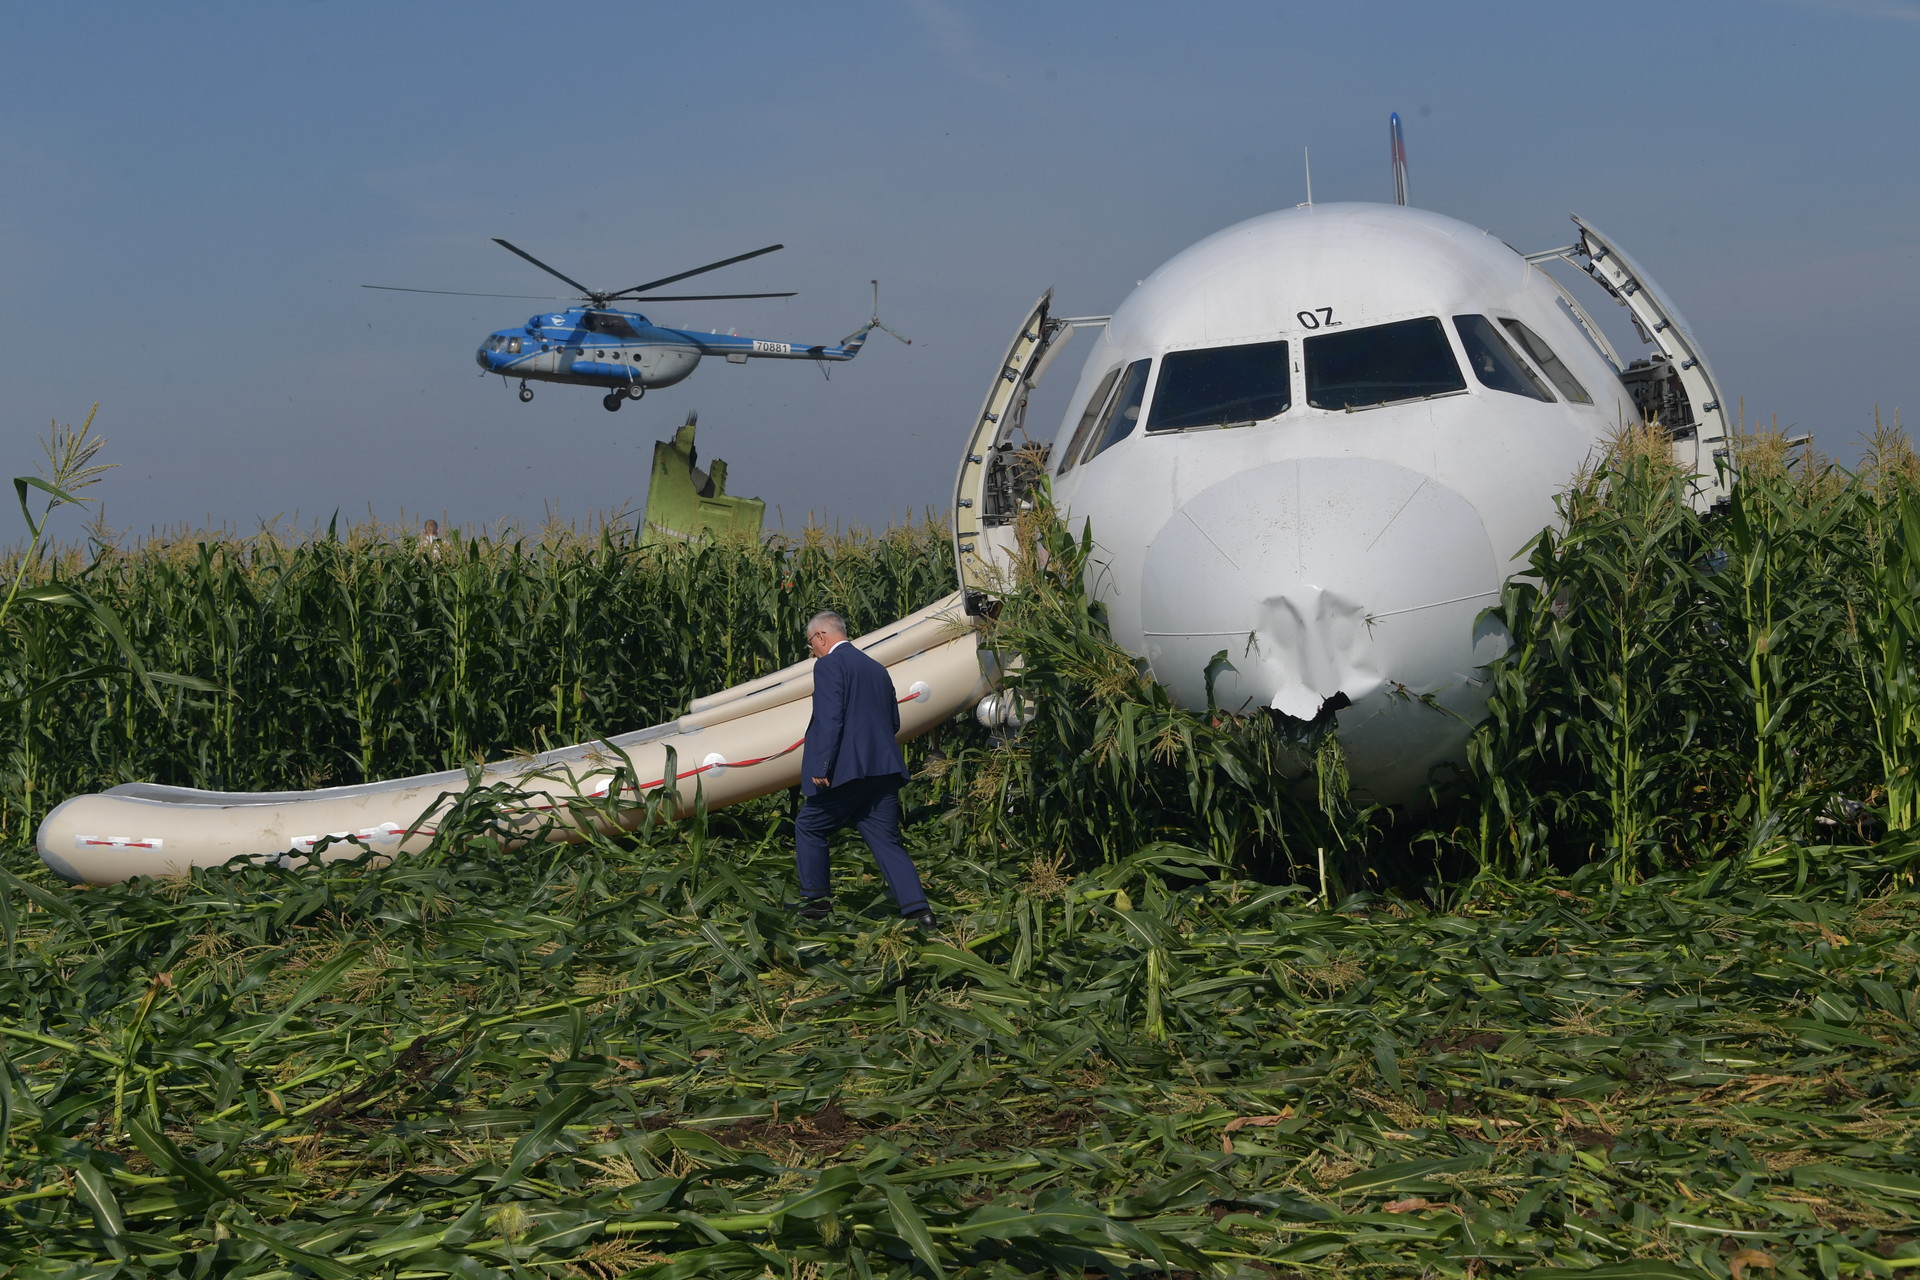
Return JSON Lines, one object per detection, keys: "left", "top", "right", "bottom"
{"left": 1461, "top": 423, "right": 1920, "bottom": 880}
{"left": 0, "top": 515, "right": 952, "bottom": 844}
{"left": 1, "top": 419, "right": 1917, "bottom": 1278}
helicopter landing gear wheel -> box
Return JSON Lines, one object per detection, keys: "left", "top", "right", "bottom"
{"left": 518, "top": 382, "right": 534, "bottom": 403}
{"left": 625, "top": 384, "right": 645, "bottom": 401}
{"left": 602, "top": 392, "right": 624, "bottom": 412}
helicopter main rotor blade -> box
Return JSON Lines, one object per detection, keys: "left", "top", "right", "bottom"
{"left": 491, "top": 238, "right": 595, "bottom": 297}
{"left": 613, "top": 243, "right": 784, "bottom": 298}
{"left": 362, "top": 285, "right": 570, "bottom": 300}
{"left": 628, "top": 291, "right": 798, "bottom": 302}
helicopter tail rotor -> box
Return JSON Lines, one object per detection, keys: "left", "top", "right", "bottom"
{"left": 842, "top": 280, "right": 912, "bottom": 349}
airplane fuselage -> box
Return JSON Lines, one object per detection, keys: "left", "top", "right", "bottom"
{"left": 1039, "top": 202, "right": 1719, "bottom": 804}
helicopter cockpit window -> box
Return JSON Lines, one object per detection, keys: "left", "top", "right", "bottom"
{"left": 1056, "top": 364, "right": 1123, "bottom": 476}
{"left": 584, "top": 312, "right": 641, "bottom": 339}
{"left": 507, "top": 337, "right": 522, "bottom": 355}
{"left": 1305, "top": 317, "right": 1465, "bottom": 411}
{"left": 1146, "top": 339, "right": 1290, "bottom": 432}
{"left": 1499, "top": 319, "right": 1592, "bottom": 405}
{"left": 1453, "top": 315, "right": 1552, "bottom": 402}
{"left": 1081, "top": 358, "right": 1153, "bottom": 466}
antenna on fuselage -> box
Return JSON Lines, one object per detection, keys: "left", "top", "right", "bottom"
{"left": 1302, "top": 147, "right": 1313, "bottom": 207}
{"left": 1390, "top": 112, "right": 1409, "bottom": 205}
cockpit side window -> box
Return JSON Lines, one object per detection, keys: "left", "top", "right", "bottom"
{"left": 585, "top": 312, "right": 641, "bottom": 339}
{"left": 1080, "top": 359, "right": 1153, "bottom": 466}
{"left": 1500, "top": 319, "right": 1593, "bottom": 405}
{"left": 1453, "top": 315, "right": 1553, "bottom": 402}
{"left": 1056, "top": 365, "right": 1123, "bottom": 476}
{"left": 1146, "top": 339, "right": 1290, "bottom": 432}
{"left": 507, "top": 337, "right": 522, "bottom": 355}
{"left": 1304, "top": 317, "right": 1465, "bottom": 411}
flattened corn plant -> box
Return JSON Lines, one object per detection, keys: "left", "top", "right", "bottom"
{"left": 0, "top": 802, "right": 1915, "bottom": 1278}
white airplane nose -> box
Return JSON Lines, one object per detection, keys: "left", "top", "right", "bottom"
{"left": 1137, "top": 457, "right": 1509, "bottom": 800}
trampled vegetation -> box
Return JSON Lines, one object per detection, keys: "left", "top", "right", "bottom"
{"left": 0, "top": 420, "right": 1916, "bottom": 1278}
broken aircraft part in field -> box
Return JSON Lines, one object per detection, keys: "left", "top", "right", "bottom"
{"left": 954, "top": 198, "right": 1730, "bottom": 805}
{"left": 641, "top": 411, "right": 766, "bottom": 546}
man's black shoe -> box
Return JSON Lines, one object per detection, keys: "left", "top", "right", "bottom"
{"left": 904, "top": 908, "right": 938, "bottom": 931}
{"left": 795, "top": 897, "right": 832, "bottom": 921}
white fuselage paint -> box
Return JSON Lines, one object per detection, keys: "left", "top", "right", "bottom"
{"left": 1049, "top": 203, "right": 1632, "bottom": 803}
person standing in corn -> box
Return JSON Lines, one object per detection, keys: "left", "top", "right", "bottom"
{"left": 793, "top": 610, "right": 936, "bottom": 928}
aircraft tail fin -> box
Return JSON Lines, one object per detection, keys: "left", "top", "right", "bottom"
{"left": 1391, "top": 112, "right": 1409, "bottom": 206}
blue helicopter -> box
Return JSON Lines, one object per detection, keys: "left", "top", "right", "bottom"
{"left": 366, "top": 240, "right": 908, "bottom": 411}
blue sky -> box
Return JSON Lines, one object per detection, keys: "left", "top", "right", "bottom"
{"left": 6, "top": 1, "right": 1917, "bottom": 540}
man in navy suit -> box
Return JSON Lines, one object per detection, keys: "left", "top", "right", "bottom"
{"left": 793, "top": 610, "right": 935, "bottom": 927}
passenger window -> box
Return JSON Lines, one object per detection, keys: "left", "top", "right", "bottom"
{"left": 1146, "top": 339, "right": 1290, "bottom": 432}
{"left": 1056, "top": 365, "right": 1122, "bottom": 476}
{"left": 1453, "top": 315, "right": 1553, "bottom": 402}
{"left": 1305, "top": 317, "right": 1463, "bottom": 410}
{"left": 1500, "top": 319, "right": 1593, "bottom": 405}
{"left": 1081, "top": 359, "right": 1152, "bottom": 466}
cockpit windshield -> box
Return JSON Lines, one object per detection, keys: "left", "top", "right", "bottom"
{"left": 1305, "top": 317, "right": 1464, "bottom": 411}
{"left": 1080, "top": 359, "right": 1152, "bottom": 466}
{"left": 1056, "top": 365, "right": 1122, "bottom": 476}
{"left": 1146, "top": 339, "right": 1290, "bottom": 432}
{"left": 1453, "top": 315, "right": 1553, "bottom": 402}
{"left": 583, "top": 312, "right": 641, "bottom": 339}
{"left": 1500, "top": 319, "right": 1592, "bottom": 405}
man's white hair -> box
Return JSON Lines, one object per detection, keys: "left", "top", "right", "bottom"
{"left": 805, "top": 610, "right": 848, "bottom": 639}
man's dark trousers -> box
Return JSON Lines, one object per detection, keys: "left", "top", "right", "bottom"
{"left": 794, "top": 775, "right": 926, "bottom": 915}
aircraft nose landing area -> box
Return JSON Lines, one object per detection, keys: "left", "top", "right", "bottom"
{"left": 1139, "top": 458, "right": 1508, "bottom": 802}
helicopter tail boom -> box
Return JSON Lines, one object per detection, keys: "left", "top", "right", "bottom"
{"left": 683, "top": 332, "right": 864, "bottom": 362}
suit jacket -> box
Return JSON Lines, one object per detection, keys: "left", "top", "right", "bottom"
{"left": 800, "top": 640, "right": 908, "bottom": 797}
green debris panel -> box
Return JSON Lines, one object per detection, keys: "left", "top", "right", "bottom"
{"left": 642, "top": 411, "right": 766, "bottom": 545}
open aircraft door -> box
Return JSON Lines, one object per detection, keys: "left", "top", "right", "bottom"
{"left": 951, "top": 292, "right": 1108, "bottom": 612}
{"left": 1534, "top": 216, "right": 1734, "bottom": 510}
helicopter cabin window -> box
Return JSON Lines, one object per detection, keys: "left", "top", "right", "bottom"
{"left": 1056, "top": 364, "right": 1123, "bottom": 476}
{"left": 1080, "top": 358, "right": 1153, "bottom": 466}
{"left": 1146, "top": 339, "right": 1290, "bottom": 432}
{"left": 1499, "top": 319, "right": 1592, "bottom": 405}
{"left": 584, "top": 312, "right": 641, "bottom": 339}
{"left": 1452, "top": 315, "right": 1552, "bottom": 402}
{"left": 1304, "top": 317, "right": 1464, "bottom": 411}
{"left": 507, "top": 337, "right": 522, "bottom": 355}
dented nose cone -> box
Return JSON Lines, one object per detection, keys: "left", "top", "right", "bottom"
{"left": 1139, "top": 458, "right": 1509, "bottom": 803}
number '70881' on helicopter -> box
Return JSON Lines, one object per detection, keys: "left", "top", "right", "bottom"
{"left": 365, "top": 239, "right": 909, "bottom": 412}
